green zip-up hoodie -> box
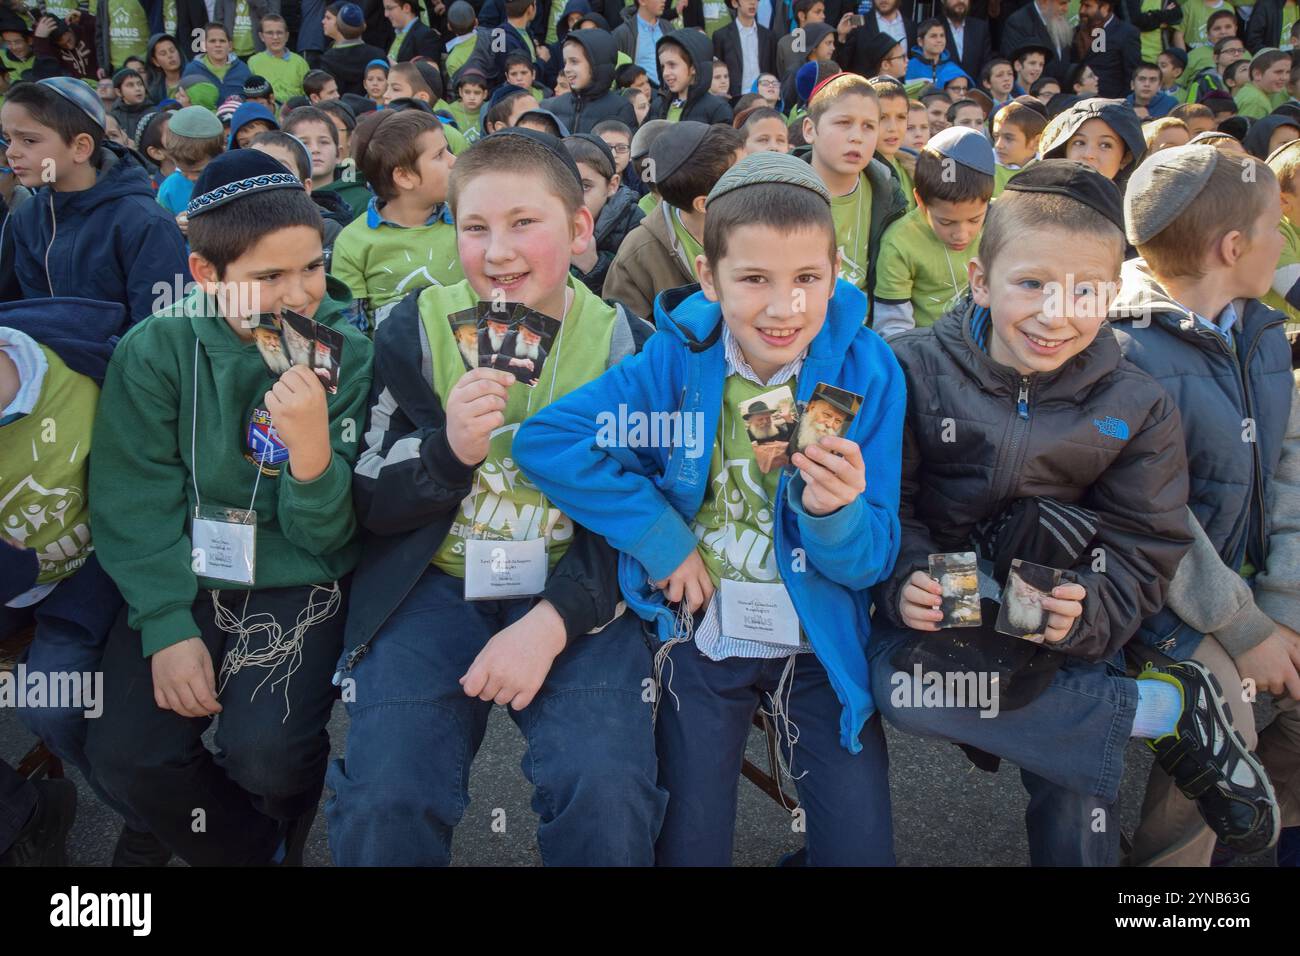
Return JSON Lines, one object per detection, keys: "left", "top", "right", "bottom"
{"left": 89, "top": 277, "right": 374, "bottom": 657}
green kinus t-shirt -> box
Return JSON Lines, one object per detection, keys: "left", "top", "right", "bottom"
{"left": 248, "top": 50, "right": 310, "bottom": 102}
{"left": 1263, "top": 216, "right": 1300, "bottom": 334}
{"left": 889, "top": 155, "right": 916, "bottom": 211}
{"left": 1285, "top": 2, "right": 1300, "bottom": 44}
{"left": 164, "top": 0, "right": 177, "bottom": 34}
{"left": 702, "top": 1, "right": 732, "bottom": 36}
{"left": 231, "top": 0, "right": 256, "bottom": 56}
{"left": 0, "top": 339, "right": 98, "bottom": 587}
{"left": 107, "top": 0, "right": 150, "bottom": 70}
{"left": 43, "top": 0, "right": 78, "bottom": 19}
{"left": 670, "top": 205, "right": 703, "bottom": 281}
{"left": 87, "top": 279, "right": 374, "bottom": 657}
{"left": 1179, "top": 0, "right": 1228, "bottom": 49}
{"left": 692, "top": 372, "right": 795, "bottom": 588}
{"left": 316, "top": 165, "right": 373, "bottom": 222}
{"left": 420, "top": 278, "right": 619, "bottom": 577}
{"left": 831, "top": 173, "right": 874, "bottom": 290}
{"left": 330, "top": 205, "right": 464, "bottom": 325}
{"left": 874, "top": 206, "right": 981, "bottom": 329}
{"left": 1235, "top": 82, "right": 1273, "bottom": 118}
{"left": 446, "top": 35, "right": 476, "bottom": 78}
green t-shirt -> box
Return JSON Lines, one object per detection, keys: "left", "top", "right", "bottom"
{"left": 248, "top": 50, "right": 311, "bottom": 102}
{"left": 889, "top": 155, "right": 916, "bottom": 211}
{"left": 667, "top": 102, "right": 684, "bottom": 122}
{"left": 164, "top": 0, "right": 177, "bottom": 35}
{"left": 1263, "top": 216, "right": 1300, "bottom": 335}
{"left": 702, "top": 1, "right": 732, "bottom": 36}
{"left": 693, "top": 372, "right": 796, "bottom": 589}
{"left": 389, "top": 23, "right": 409, "bottom": 62}
{"left": 330, "top": 204, "right": 464, "bottom": 325}
{"left": 546, "top": 0, "right": 566, "bottom": 44}
{"left": 1235, "top": 81, "right": 1273, "bottom": 118}
{"left": 0, "top": 339, "right": 98, "bottom": 588}
{"left": 107, "top": 0, "right": 150, "bottom": 71}
{"left": 1285, "top": 3, "right": 1300, "bottom": 46}
{"left": 993, "top": 161, "right": 1027, "bottom": 197}
{"left": 1185, "top": 44, "right": 1216, "bottom": 78}
{"left": 42, "top": 0, "right": 79, "bottom": 19}
{"left": 231, "top": 0, "right": 256, "bottom": 57}
{"left": 670, "top": 205, "right": 703, "bottom": 281}
{"left": 831, "top": 174, "right": 873, "bottom": 290}
{"left": 1179, "top": 0, "right": 1228, "bottom": 49}
{"left": 447, "top": 101, "right": 482, "bottom": 136}
{"left": 874, "top": 206, "right": 980, "bottom": 329}
{"left": 420, "top": 278, "right": 618, "bottom": 576}
{"left": 1139, "top": 0, "right": 1169, "bottom": 62}
{"left": 638, "top": 192, "right": 660, "bottom": 215}
{"left": 446, "top": 34, "right": 476, "bottom": 78}
{"left": 519, "top": 29, "right": 536, "bottom": 62}
{"left": 202, "top": 54, "right": 231, "bottom": 81}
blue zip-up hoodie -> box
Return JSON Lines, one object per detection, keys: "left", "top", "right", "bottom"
{"left": 181, "top": 52, "right": 253, "bottom": 101}
{"left": 515, "top": 280, "right": 907, "bottom": 751}
{"left": 0, "top": 296, "right": 123, "bottom": 601}
{"left": 2, "top": 142, "right": 189, "bottom": 335}
{"left": 904, "top": 47, "right": 971, "bottom": 89}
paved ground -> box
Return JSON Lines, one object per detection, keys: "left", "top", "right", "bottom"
{"left": 0, "top": 696, "right": 1282, "bottom": 866}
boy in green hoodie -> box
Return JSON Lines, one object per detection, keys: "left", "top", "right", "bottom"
{"left": 83, "top": 150, "right": 373, "bottom": 867}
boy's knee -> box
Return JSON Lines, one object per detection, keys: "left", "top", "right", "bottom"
{"left": 16, "top": 704, "right": 88, "bottom": 753}
{"left": 221, "top": 735, "right": 329, "bottom": 802}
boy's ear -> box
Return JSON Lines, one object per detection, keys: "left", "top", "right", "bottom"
{"left": 802, "top": 115, "right": 815, "bottom": 144}
{"left": 72, "top": 131, "right": 96, "bottom": 165}
{"left": 968, "top": 256, "right": 990, "bottom": 308}
{"left": 568, "top": 203, "right": 595, "bottom": 257}
{"left": 608, "top": 172, "right": 621, "bottom": 194}
{"left": 189, "top": 251, "right": 221, "bottom": 293}
{"left": 1027, "top": 133, "right": 1041, "bottom": 154}
{"left": 912, "top": 188, "right": 922, "bottom": 209}
{"left": 697, "top": 254, "right": 719, "bottom": 302}
{"left": 691, "top": 193, "right": 708, "bottom": 215}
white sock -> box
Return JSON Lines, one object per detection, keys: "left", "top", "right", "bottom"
{"left": 1130, "top": 678, "right": 1182, "bottom": 739}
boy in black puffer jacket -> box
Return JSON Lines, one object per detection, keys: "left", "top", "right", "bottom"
{"left": 870, "top": 160, "right": 1280, "bottom": 866}
{"left": 563, "top": 133, "right": 644, "bottom": 293}
{"left": 539, "top": 28, "right": 639, "bottom": 134}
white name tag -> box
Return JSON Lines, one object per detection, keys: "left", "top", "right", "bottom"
{"left": 191, "top": 506, "right": 257, "bottom": 585}
{"left": 464, "top": 537, "right": 547, "bottom": 600}
{"left": 720, "top": 579, "right": 800, "bottom": 648}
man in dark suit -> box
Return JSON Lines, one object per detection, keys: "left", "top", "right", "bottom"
{"left": 713, "top": 0, "right": 778, "bottom": 99}
{"left": 1000, "top": 0, "right": 1075, "bottom": 82}
{"left": 386, "top": 0, "right": 445, "bottom": 62}
{"left": 837, "top": 0, "right": 915, "bottom": 78}
{"left": 942, "top": 0, "right": 993, "bottom": 81}
{"left": 1078, "top": 0, "right": 1140, "bottom": 98}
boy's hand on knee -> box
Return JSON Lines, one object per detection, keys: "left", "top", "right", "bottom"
{"left": 1235, "top": 625, "right": 1300, "bottom": 700}
{"left": 150, "top": 638, "right": 222, "bottom": 717}
{"left": 460, "top": 600, "right": 566, "bottom": 710}
{"left": 899, "top": 570, "right": 944, "bottom": 631}
{"left": 653, "top": 549, "right": 714, "bottom": 614}
{"left": 791, "top": 437, "right": 866, "bottom": 517}
{"left": 446, "top": 368, "right": 514, "bottom": 466}
{"left": 1041, "top": 583, "right": 1087, "bottom": 644}
{"left": 265, "top": 365, "right": 332, "bottom": 481}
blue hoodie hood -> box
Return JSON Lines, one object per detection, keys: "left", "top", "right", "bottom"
{"left": 514, "top": 277, "right": 907, "bottom": 752}
{"left": 227, "top": 101, "right": 279, "bottom": 149}
{"left": 0, "top": 298, "right": 123, "bottom": 383}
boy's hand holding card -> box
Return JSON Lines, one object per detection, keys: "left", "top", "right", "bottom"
{"left": 994, "top": 559, "right": 1086, "bottom": 644}
{"left": 793, "top": 435, "right": 866, "bottom": 516}
{"left": 445, "top": 367, "right": 515, "bottom": 467}
{"left": 263, "top": 365, "right": 332, "bottom": 482}
{"left": 899, "top": 569, "right": 945, "bottom": 631}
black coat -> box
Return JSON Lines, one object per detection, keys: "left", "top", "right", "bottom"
{"left": 393, "top": 17, "right": 444, "bottom": 62}
{"left": 943, "top": 15, "right": 993, "bottom": 83}
{"left": 1083, "top": 14, "right": 1141, "bottom": 99}
{"left": 878, "top": 297, "right": 1193, "bottom": 663}
{"left": 538, "top": 28, "right": 639, "bottom": 132}
{"left": 649, "top": 28, "right": 733, "bottom": 125}
{"left": 999, "top": 1, "right": 1073, "bottom": 82}
{"left": 712, "top": 18, "right": 778, "bottom": 99}
{"left": 838, "top": 14, "right": 916, "bottom": 78}
{"left": 322, "top": 41, "right": 389, "bottom": 96}
{"left": 1246, "top": 0, "right": 1289, "bottom": 52}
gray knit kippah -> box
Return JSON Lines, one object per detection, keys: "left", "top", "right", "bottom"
{"left": 706, "top": 151, "right": 831, "bottom": 207}
{"left": 1124, "top": 144, "right": 1220, "bottom": 246}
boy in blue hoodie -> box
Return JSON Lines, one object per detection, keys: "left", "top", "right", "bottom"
{"left": 515, "top": 152, "right": 907, "bottom": 866}
{"left": 0, "top": 78, "right": 188, "bottom": 334}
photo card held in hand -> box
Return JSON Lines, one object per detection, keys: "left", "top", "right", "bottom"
{"left": 788, "top": 382, "right": 863, "bottom": 460}
{"left": 738, "top": 385, "right": 797, "bottom": 474}
{"left": 475, "top": 300, "right": 522, "bottom": 373}
{"left": 928, "top": 551, "right": 982, "bottom": 629}
{"left": 279, "top": 309, "right": 317, "bottom": 368}
{"left": 250, "top": 312, "right": 291, "bottom": 378}
{"left": 995, "top": 559, "right": 1063, "bottom": 643}
{"left": 311, "top": 322, "right": 344, "bottom": 394}
{"left": 447, "top": 306, "right": 480, "bottom": 370}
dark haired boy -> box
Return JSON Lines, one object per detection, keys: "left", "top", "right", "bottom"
{"left": 515, "top": 152, "right": 907, "bottom": 866}
{"left": 0, "top": 78, "right": 188, "bottom": 333}
{"left": 651, "top": 29, "right": 733, "bottom": 125}
{"left": 83, "top": 149, "right": 373, "bottom": 867}
{"left": 330, "top": 109, "right": 462, "bottom": 328}
{"left": 603, "top": 121, "right": 744, "bottom": 320}
{"left": 321, "top": 3, "right": 387, "bottom": 97}
{"left": 324, "top": 129, "right": 665, "bottom": 866}
{"left": 873, "top": 126, "right": 994, "bottom": 337}
{"left": 285, "top": 105, "right": 371, "bottom": 222}
{"left": 180, "top": 22, "right": 253, "bottom": 101}
{"left": 872, "top": 159, "right": 1276, "bottom": 864}
{"left": 1110, "top": 144, "right": 1297, "bottom": 865}
{"left": 539, "top": 28, "right": 638, "bottom": 134}
{"left": 1127, "top": 61, "right": 1179, "bottom": 119}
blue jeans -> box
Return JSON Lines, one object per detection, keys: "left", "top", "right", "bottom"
{"left": 325, "top": 566, "right": 667, "bottom": 866}
{"left": 0, "top": 556, "right": 146, "bottom": 832}
{"left": 869, "top": 623, "right": 1135, "bottom": 866}
{"left": 655, "top": 643, "right": 895, "bottom": 866}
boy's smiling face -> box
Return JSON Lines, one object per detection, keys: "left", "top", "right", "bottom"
{"left": 191, "top": 225, "right": 326, "bottom": 336}
{"left": 697, "top": 223, "right": 839, "bottom": 383}
{"left": 970, "top": 225, "right": 1120, "bottom": 375}
{"left": 1065, "top": 118, "right": 1128, "bottom": 179}
{"left": 563, "top": 41, "right": 593, "bottom": 91}
{"left": 455, "top": 170, "right": 594, "bottom": 321}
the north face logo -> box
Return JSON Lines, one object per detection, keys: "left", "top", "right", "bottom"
{"left": 1093, "top": 416, "right": 1129, "bottom": 440}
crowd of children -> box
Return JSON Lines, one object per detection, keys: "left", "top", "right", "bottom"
{"left": 0, "top": 0, "right": 1298, "bottom": 870}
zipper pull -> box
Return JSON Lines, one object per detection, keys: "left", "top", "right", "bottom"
{"left": 1016, "top": 379, "right": 1029, "bottom": 420}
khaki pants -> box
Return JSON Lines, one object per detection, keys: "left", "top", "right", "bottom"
{"left": 1131, "top": 634, "right": 1300, "bottom": 866}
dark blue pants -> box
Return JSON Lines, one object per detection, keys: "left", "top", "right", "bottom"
{"left": 654, "top": 643, "right": 895, "bottom": 866}
{"left": 0, "top": 759, "right": 36, "bottom": 853}
{"left": 325, "top": 566, "right": 667, "bottom": 866}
